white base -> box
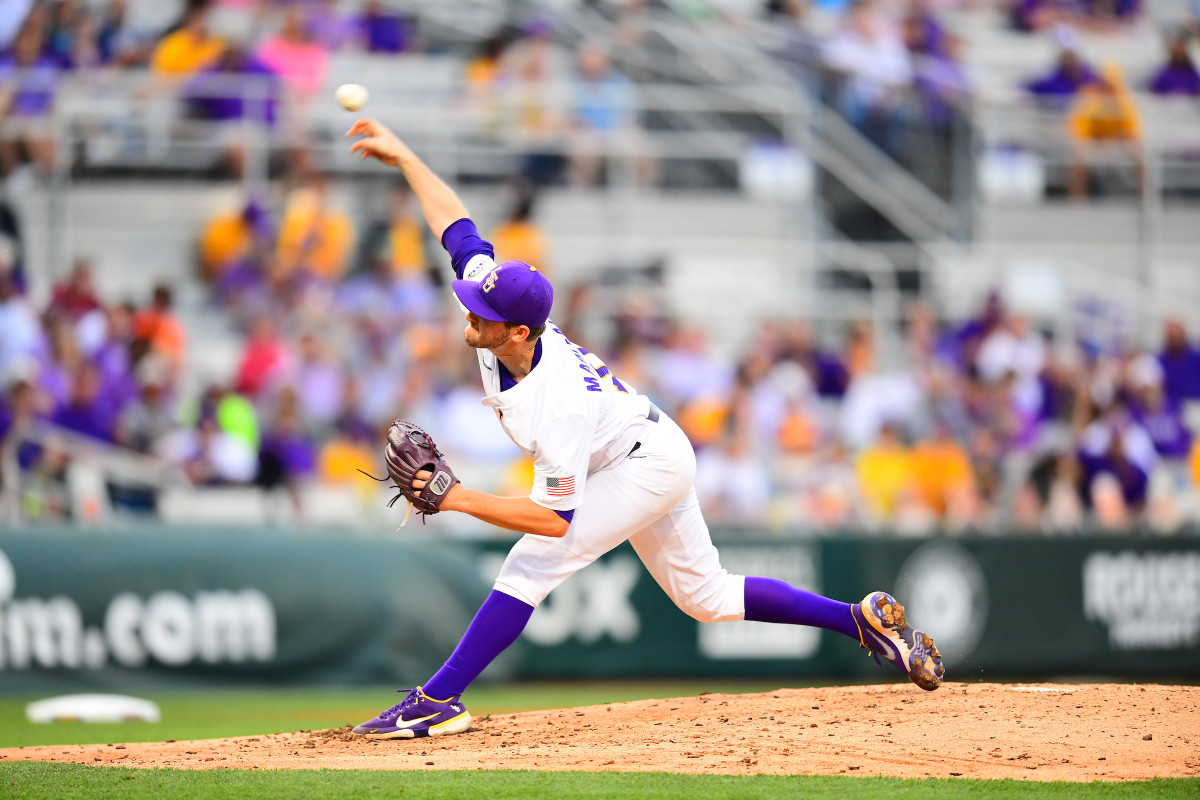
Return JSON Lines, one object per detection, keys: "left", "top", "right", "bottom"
{"left": 26, "top": 694, "right": 161, "bottom": 723}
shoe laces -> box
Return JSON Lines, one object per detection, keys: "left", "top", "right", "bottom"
{"left": 855, "top": 620, "right": 885, "bottom": 666}
{"left": 384, "top": 688, "right": 420, "bottom": 719}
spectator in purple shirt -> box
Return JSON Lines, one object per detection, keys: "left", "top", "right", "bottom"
{"left": 52, "top": 363, "right": 116, "bottom": 442}
{"left": 37, "top": 316, "right": 82, "bottom": 410}
{"left": 357, "top": 1, "right": 410, "bottom": 54}
{"left": 309, "top": 0, "right": 358, "bottom": 52}
{"left": 1010, "top": 0, "right": 1068, "bottom": 33}
{"left": 185, "top": 47, "right": 279, "bottom": 125}
{"left": 1148, "top": 34, "right": 1200, "bottom": 96}
{"left": 257, "top": 388, "right": 317, "bottom": 489}
{"left": 1025, "top": 47, "right": 1098, "bottom": 109}
{"left": 285, "top": 332, "right": 345, "bottom": 431}
{"left": 772, "top": 323, "right": 851, "bottom": 399}
{"left": 1126, "top": 354, "right": 1191, "bottom": 460}
{"left": 1158, "top": 318, "right": 1200, "bottom": 403}
{"left": 90, "top": 301, "right": 142, "bottom": 411}
{"left": 0, "top": 22, "right": 60, "bottom": 177}
{"left": 906, "top": 20, "right": 969, "bottom": 130}
{"left": 0, "top": 379, "right": 44, "bottom": 471}
{"left": 951, "top": 291, "right": 1005, "bottom": 370}
{"left": 905, "top": 1, "right": 950, "bottom": 60}
{"left": 1078, "top": 406, "right": 1155, "bottom": 511}
{"left": 1080, "top": 0, "right": 1140, "bottom": 24}
{"left": 184, "top": 47, "right": 280, "bottom": 178}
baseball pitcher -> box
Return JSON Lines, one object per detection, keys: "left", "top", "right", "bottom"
{"left": 345, "top": 118, "right": 943, "bottom": 740}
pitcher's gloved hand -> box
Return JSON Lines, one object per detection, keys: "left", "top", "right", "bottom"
{"left": 381, "top": 420, "right": 460, "bottom": 523}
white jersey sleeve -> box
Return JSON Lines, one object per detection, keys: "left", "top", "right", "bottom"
{"left": 460, "top": 253, "right": 495, "bottom": 283}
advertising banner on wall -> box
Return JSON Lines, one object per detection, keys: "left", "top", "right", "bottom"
{"left": 0, "top": 528, "right": 1196, "bottom": 692}
{"left": 0, "top": 527, "right": 494, "bottom": 693}
{"left": 474, "top": 535, "right": 1200, "bottom": 680}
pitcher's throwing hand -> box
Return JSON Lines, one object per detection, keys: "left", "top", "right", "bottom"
{"left": 346, "top": 118, "right": 411, "bottom": 168}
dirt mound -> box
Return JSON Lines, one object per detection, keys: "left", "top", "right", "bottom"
{"left": 2, "top": 683, "right": 1196, "bottom": 781}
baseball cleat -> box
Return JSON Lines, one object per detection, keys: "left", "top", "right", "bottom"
{"left": 351, "top": 686, "right": 472, "bottom": 739}
{"left": 851, "top": 591, "right": 944, "bottom": 691}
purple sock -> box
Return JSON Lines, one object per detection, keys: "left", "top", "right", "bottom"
{"left": 743, "top": 576, "right": 860, "bottom": 640}
{"left": 422, "top": 590, "right": 534, "bottom": 699}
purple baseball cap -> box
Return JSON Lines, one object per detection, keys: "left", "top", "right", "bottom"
{"left": 452, "top": 260, "right": 553, "bottom": 328}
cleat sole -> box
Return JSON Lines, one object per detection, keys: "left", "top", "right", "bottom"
{"left": 428, "top": 712, "right": 472, "bottom": 737}
{"left": 860, "top": 592, "right": 945, "bottom": 692}
{"left": 363, "top": 728, "right": 417, "bottom": 740}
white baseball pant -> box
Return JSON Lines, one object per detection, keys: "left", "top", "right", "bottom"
{"left": 493, "top": 414, "right": 746, "bottom": 622}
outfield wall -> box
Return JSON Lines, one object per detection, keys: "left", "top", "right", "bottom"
{"left": 0, "top": 527, "right": 1196, "bottom": 692}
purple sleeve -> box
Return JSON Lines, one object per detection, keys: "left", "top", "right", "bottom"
{"left": 553, "top": 509, "right": 575, "bottom": 524}
{"left": 440, "top": 217, "right": 494, "bottom": 279}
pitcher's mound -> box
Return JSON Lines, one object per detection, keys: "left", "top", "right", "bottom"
{"left": 2, "top": 683, "right": 1196, "bottom": 781}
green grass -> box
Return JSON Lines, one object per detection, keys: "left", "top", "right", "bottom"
{"left": 0, "top": 764, "right": 1195, "bottom": 800}
{"left": 0, "top": 680, "right": 791, "bottom": 749}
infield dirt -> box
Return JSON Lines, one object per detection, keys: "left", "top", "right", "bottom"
{"left": 2, "top": 683, "right": 1196, "bottom": 781}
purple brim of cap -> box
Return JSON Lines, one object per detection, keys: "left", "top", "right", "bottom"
{"left": 451, "top": 279, "right": 507, "bottom": 323}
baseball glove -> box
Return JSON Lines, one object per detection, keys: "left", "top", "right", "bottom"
{"left": 377, "top": 420, "right": 461, "bottom": 526}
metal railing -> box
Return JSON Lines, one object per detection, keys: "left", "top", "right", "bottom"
{"left": 1, "top": 420, "right": 189, "bottom": 526}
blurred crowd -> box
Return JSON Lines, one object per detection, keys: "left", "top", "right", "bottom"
{"left": 0, "top": 0, "right": 414, "bottom": 180}
{"left": 3, "top": 169, "right": 1200, "bottom": 536}
{"left": 0, "top": 0, "right": 1195, "bottom": 196}
{"left": 0, "top": 173, "right": 554, "bottom": 522}
{"left": 689, "top": 299, "right": 1200, "bottom": 536}
{"left": 2, "top": 0, "right": 1200, "bottom": 535}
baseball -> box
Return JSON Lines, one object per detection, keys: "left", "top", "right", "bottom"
{"left": 335, "top": 83, "right": 369, "bottom": 112}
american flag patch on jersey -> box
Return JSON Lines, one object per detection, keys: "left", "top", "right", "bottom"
{"left": 546, "top": 476, "right": 576, "bottom": 496}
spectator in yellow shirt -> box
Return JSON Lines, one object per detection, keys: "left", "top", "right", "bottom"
{"left": 150, "top": 1, "right": 224, "bottom": 76}
{"left": 318, "top": 419, "right": 380, "bottom": 494}
{"left": 386, "top": 187, "right": 426, "bottom": 277}
{"left": 1190, "top": 435, "right": 1200, "bottom": 488}
{"left": 199, "top": 198, "right": 268, "bottom": 280}
{"left": 353, "top": 186, "right": 429, "bottom": 283}
{"left": 856, "top": 422, "right": 915, "bottom": 523}
{"left": 1067, "top": 63, "right": 1143, "bottom": 200}
{"left": 490, "top": 185, "right": 547, "bottom": 275}
{"left": 276, "top": 179, "right": 355, "bottom": 281}
{"left": 462, "top": 30, "right": 514, "bottom": 141}
{"left": 910, "top": 426, "right": 979, "bottom": 526}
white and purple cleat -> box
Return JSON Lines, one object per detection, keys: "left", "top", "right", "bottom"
{"left": 851, "top": 591, "right": 945, "bottom": 691}
{"left": 351, "top": 686, "right": 472, "bottom": 739}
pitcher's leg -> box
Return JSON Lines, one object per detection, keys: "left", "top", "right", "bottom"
{"left": 743, "top": 577, "right": 859, "bottom": 639}
{"left": 628, "top": 489, "right": 745, "bottom": 623}
{"left": 627, "top": 490, "right": 855, "bottom": 636}
{"left": 628, "top": 491, "right": 944, "bottom": 690}
{"left": 423, "top": 589, "right": 533, "bottom": 699}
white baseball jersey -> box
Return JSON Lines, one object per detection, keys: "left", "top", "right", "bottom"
{"left": 456, "top": 251, "right": 655, "bottom": 514}
{"left": 476, "top": 323, "right": 655, "bottom": 512}
{"left": 445, "top": 218, "right": 745, "bottom": 621}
